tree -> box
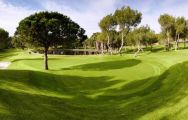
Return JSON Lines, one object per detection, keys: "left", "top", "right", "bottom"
{"left": 16, "top": 11, "right": 85, "bottom": 70}
{"left": 133, "top": 26, "right": 147, "bottom": 57}
{"left": 97, "top": 32, "right": 107, "bottom": 54}
{"left": 158, "top": 14, "right": 175, "bottom": 51}
{"left": 144, "top": 31, "right": 158, "bottom": 51}
{"left": 174, "top": 17, "right": 187, "bottom": 50}
{"left": 76, "top": 28, "right": 88, "bottom": 48}
{"left": 0, "top": 28, "right": 10, "bottom": 50}
{"left": 183, "top": 23, "right": 188, "bottom": 48}
{"left": 83, "top": 33, "right": 99, "bottom": 49}
{"left": 126, "top": 25, "right": 158, "bottom": 56}
{"left": 62, "top": 28, "right": 87, "bottom": 49}
{"left": 99, "top": 14, "right": 116, "bottom": 55}
{"left": 114, "top": 6, "right": 142, "bottom": 54}
{"left": 12, "top": 33, "right": 28, "bottom": 50}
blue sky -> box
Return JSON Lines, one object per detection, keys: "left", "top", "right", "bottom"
{"left": 0, "top": 0, "right": 188, "bottom": 36}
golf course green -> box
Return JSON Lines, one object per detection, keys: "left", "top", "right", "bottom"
{"left": 0, "top": 49, "right": 188, "bottom": 120}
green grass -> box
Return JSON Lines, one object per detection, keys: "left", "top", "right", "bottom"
{"left": 0, "top": 48, "right": 188, "bottom": 120}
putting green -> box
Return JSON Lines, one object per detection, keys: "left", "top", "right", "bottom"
{"left": 0, "top": 49, "right": 188, "bottom": 120}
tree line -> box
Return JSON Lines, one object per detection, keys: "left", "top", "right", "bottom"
{"left": 0, "top": 7, "right": 188, "bottom": 70}
{"left": 84, "top": 6, "right": 188, "bottom": 56}
{"left": 159, "top": 14, "right": 188, "bottom": 51}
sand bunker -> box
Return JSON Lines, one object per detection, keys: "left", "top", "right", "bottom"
{"left": 0, "top": 62, "right": 11, "bottom": 69}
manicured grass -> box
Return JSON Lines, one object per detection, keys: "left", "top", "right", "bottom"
{"left": 0, "top": 48, "right": 188, "bottom": 120}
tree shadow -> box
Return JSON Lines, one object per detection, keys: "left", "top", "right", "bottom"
{"left": 91, "top": 62, "right": 188, "bottom": 119}
{"left": 0, "top": 61, "right": 188, "bottom": 119}
{"left": 0, "top": 49, "right": 20, "bottom": 61}
{"left": 11, "top": 58, "right": 60, "bottom": 62}
{"left": 0, "top": 53, "right": 19, "bottom": 61}
{"left": 0, "top": 70, "right": 122, "bottom": 96}
{"left": 62, "top": 59, "right": 141, "bottom": 71}
{"left": 150, "top": 47, "right": 164, "bottom": 53}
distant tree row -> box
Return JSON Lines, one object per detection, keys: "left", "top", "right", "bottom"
{"left": 85, "top": 6, "right": 188, "bottom": 55}
{"left": 159, "top": 14, "right": 188, "bottom": 51}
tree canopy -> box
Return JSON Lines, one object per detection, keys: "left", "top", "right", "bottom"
{"left": 0, "top": 28, "right": 10, "bottom": 50}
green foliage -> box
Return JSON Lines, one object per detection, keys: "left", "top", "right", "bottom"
{"left": 97, "top": 32, "right": 107, "bottom": 42}
{"left": 98, "top": 6, "right": 142, "bottom": 54}
{"left": 83, "top": 32, "right": 100, "bottom": 48}
{"left": 175, "top": 17, "right": 187, "bottom": 34}
{"left": 159, "top": 14, "right": 175, "bottom": 32}
{"left": 99, "top": 14, "right": 116, "bottom": 32}
{"left": 0, "top": 28, "right": 10, "bottom": 49}
{"left": 114, "top": 6, "right": 142, "bottom": 30}
{"left": 158, "top": 14, "right": 188, "bottom": 50}
{"left": 158, "top": 14, "right": 176, "bottom": 41}
{"left": 127, "top": 25, "right": 158, "bottom": 48}
{"left": 174, "top": 17, "right": 188, "bottom": 43}
{"left": 16, "top": 11, "right": 85, "bottom": 49}
{"left": 11, "top": 34, "right": 28, "bottom": 49}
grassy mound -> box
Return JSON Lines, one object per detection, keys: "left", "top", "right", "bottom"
{"left": 0, "top": 49, "right": 188, "bottom": 120}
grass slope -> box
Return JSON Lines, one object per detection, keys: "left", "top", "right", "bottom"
{"left": 0, "top": 49, "right": 188, "bottom": 120}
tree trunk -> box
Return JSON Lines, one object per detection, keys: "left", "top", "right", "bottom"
{"left": 145, "top": 43, "right": 148, "bottom": 49}
{"left": 175, "top": 32, "right": 177, "bottom": 51}
{"left": 150, "top": 44, "right": 153, "bottom": 51}
{"left": 134, "top": 42, "right": 143, "bottom": 57}
{"left": 175, "top": 33, "right": 179, "bottom": 51}
{"left": 107, "top": 34, "right": 112, "bottom": 55}
{"left": 184, "top": 39, "right": 186, "bottom": 48}
{"left": 177, "top": 33, "right": 179, "bottom": 49}
{"left": 166, "top": 30, "right": 170, "bottom": 51}
{"left": 44, "top": 48, "right": 48, "bottom": 70}
{"left": 96, "top": 41, "right": 99, "bottom": 51}
{"left": 119, "top": 32, "right": 124, "bottom": 55}
{"left": 101, "top": 42, "right": 104, "bottom": 54}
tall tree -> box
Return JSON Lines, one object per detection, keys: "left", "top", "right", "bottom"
{"left": 158, "top": 14, "right": 175, "bottom": 51}
{"left": 16, "top": 11, "right": 85, "bottom": 70}
{"left": 114, "top": 6, "right": 142, "bottom": 54}
{"left": 99, "top": 14, "right": 116, "bottom": 55}
{"left": 183, "top": 23, "right": 188, "bottom": 48}
{"left": 174, "top": 17, "right": 187, "bottom": 50}
{"left": 97, "top": 32, "right": 107, "bottom": 54}
{"left": 144, "top": 31, "right": 158, "bottom": 51}
{"left": 0, "top": 28, "right": 9, "bottom": 50}
{"left": 133, "top": 26, "right": 148, "bottom": 57}
{"left": 127, "top": 25, "right": 158, "bottom": 56}
{"left": 12, "top": 32, "right": 28, "bottom": 50}
{"left": 83, "top": 33, "right": 99, "bottom": 49}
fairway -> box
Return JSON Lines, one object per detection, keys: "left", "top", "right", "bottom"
{"left": 0, "top": 49, "right": 187, "bottom": 120}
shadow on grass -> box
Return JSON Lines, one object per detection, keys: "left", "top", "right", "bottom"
{"left": 0, "top": 70, "right": 119, "bottom": 95}
{"left": 62, "top": 59, "right": 141, "bottom": 71}
{"left": 0, "top": 53, "right": 19, "bottom": 60}
{"left": 11, "top": 58, "right": 61, "bottom": 62}
{"left": 0, "top": 61, "right": 188, "bottom": 119}
{"left": 93, "top": 62, "right": 188, "bottom": 119}
{"left": 0, "top": 49, "right": 21, "bottom": 60}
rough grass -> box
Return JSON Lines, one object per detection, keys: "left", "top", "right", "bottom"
{"left": 0, "top": 48, "right": 188, "bottom": 120}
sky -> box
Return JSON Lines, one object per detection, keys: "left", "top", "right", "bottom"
{"left": 0, "top": 0, "right": 188, "bottom": 36}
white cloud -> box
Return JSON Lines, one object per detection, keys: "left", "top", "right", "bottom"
{"left": 139, "top": 0, "right": 188, "bottom": 33}
{"left": 40, "top": 0, "right": 118, "bottom": 36}
{"left": 1, "top": 0, "right": 188, "bottom": 36}
{"left": 0, "top": 0, "right": 37, "bottom": 36}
